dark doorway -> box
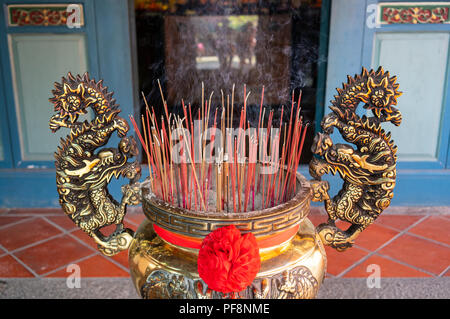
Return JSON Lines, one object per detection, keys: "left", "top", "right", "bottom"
{"left": 134, "top": 0, "right": 329, "bottom": 164}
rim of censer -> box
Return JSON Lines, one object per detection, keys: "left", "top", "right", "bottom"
{"left": 141, "top": 171, "right": 312, "bottom": 239}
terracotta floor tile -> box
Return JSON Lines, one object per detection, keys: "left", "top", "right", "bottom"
{"left": 71, "top": 230, "right": 98, "bottom": 250}
{"left": 408, "top": 216, "right": 450, "bottom": 246}
{"left": 71, "top": 228, "right": 131, "bottom": 269}
{"left": 0, "top": 255, "right": 34, "bottom": 278}
{"left": 70, "top": 221, "right": 136, "bottom": 250}
{"left": 95, "top": 221, "right": 137, "bottom": 237}
{"left": 107, "top": 250, "right": 129, "bottom": 269}
{"left": 71, "top": 230, "right": 131, "bottom": 269}
{"left": 343, "top": 254, "right": 432, "bottom": 278}
{"left": 0, "top": 218, "right": 62, "bottom": 251}
{"left": 378, "top": 234, "right": 450, "bottom": 275}
{"left": 337, "top": 220, "right": 353, "bottom": 228}
{"left": 14, "top": 235, "right": 94, "bottom": 275}
{"left": 121, "top": 220, "right": 137, "bottom": 232}
{"left": 375, "top": 214, "right": 424, "bottom": 230}
{"left": 307, "top": 213, "right": 328, "bottom": 227}
{"left": 324, "top": 245, "right": 369, "bottom": 276}
{"left": 125, "top": 213, "right": 146, "bottom": 226}
{"left": 46, "top": 255, "right": 129, "bottom": 277}
{"left": 0, "top": 216, "right": 32, "bottom": 228}
{"left": 45, "top": 216, "right": 78, "bottom": 232}
{"left": 306, "top": 214, "right": 352, "bottom": 231}
{"left": 354, "top": 224, "right": 399, "bottom": 251}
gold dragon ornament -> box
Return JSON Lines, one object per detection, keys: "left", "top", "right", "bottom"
{"left": 310, "top": 67, "right": 402, "bottom": 251}
{"left": 49, "top": 73, "right": 141, "bottom": 256}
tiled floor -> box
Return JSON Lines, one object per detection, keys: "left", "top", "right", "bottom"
{"left": 0, "top": 208, "right": 449, "bottom": 279}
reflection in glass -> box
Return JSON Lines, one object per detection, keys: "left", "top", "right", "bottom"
{"left": 194, "top": 16, "right": 257, "bottom": 71}
{"left": 165, "top": 15, "right": 291, "bottom": 107}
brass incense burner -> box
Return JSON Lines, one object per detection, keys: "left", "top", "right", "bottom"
{"left": 131, "top": 173, "right": 324, "bottom": 298}
{"left": 48, "top": 67, "right": 402, "bottom": 299}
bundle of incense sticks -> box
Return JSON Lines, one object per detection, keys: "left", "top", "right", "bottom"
{"left": 129, "top": 83, "right": 308, "bottom": 213}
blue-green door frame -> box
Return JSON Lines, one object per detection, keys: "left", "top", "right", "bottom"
{"left": 318, "top": 0, "right": 450, "bottom": 206}
{"left": 0, "top": 0, "right": 138, "bottom": 207}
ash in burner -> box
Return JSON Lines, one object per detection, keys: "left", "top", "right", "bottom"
{"left": 143, "top": 164, "right": 304, "bottom": 213}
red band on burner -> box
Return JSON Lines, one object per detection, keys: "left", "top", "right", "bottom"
{"left": 153, "top": 223, "right": 299, "bottom": 250}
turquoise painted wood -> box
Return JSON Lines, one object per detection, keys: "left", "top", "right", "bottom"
{"left": 324, "top": 0, "right": 368, "bottom": 111}
{"left": 0, "top": 67, "right": 7, "bottom": 162}
{"left": 9, "top": 33, "right": 89, "bottom": 162}
{"left": 0, "top": 0, "right": 100, "bottom": 169}
{"left": 372, "top": 32, "right": 449, "bottom": 162}
{"left": 0, "top": 0, "right": 138, "bottom": 207}
{"left": 0, "top": 132, "right": 3, "bottom": 161}
{"left": 323, "top": 0, "right": 450, "bottom": 206}
{"left": 0, "top": 52, "right": 14, "bottom": 168}
{"left": 362, "top": 0, "right": 450, "bottom": 170}
{"left": 322, "top": 0, "right": 369, "bottom": 146}
{"left": 91, "top": 0, "right": 139, "bottom": 150}
{"left": 304, "top": 166, "right": 450, "bottom": 207}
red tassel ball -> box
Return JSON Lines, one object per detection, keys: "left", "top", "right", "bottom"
{"left": 197, "top": 225, "right": 261, "bottom": 294}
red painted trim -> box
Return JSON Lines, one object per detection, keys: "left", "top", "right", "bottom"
{"left": 153, "top": 223, "right": 300, "bottom": 250}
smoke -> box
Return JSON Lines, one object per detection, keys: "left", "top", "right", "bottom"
{"left": 135, "top": 2, "right": 323, "bottom": 136}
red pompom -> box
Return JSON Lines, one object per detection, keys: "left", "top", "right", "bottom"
{"left": 197, "top": 225, "right": 261, "bottom": 293}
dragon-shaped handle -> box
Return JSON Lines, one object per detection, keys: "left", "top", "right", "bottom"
{"left": 49, "top": 73, "right": 141, "bottom": 256}
{"left": 310, "top": 67, "right": 402, "bottom": 251}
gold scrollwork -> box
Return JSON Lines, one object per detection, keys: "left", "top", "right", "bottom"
{"left": 49, "top": 72, "right": 141, "bottom": 256}
{"left": 140, "top": 265, "right": 318, "bottom": 299}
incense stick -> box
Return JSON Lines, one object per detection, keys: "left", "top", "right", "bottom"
{"left": 130, "top": 84, "right": 307, "bottom": 214}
